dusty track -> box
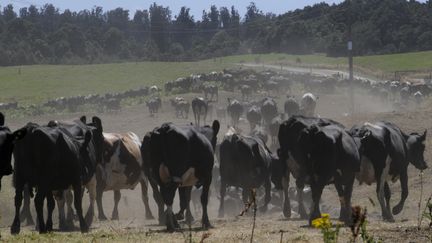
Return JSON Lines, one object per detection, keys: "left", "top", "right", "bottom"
{"left": 0, "top": 82, "right": 431, "bottom": 242}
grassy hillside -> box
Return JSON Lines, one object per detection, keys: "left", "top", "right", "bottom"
{"left": 0, "top": 61, "right": 230, "bottom": 105}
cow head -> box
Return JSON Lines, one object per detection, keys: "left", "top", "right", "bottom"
{"left": 88, "top": 116, "right": 104, "bottom": 164}
{"left": 0, "top": 123, "right": 27, "bottom": 190}
{"left": 406, "top": 130, "right": 427, "bottom": 170}
{"left": 210, "top": 120, "right": 220, "bottom": 150}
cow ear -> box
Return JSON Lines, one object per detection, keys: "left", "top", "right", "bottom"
{"left": 0, "top": 112, "right": 4, "bottom": 126}
{"left": 212, "top": 120, "right": 220, "bottom": 136}
{"left": 92, "top": 116, "right": 103, "bottom": 132}
{"left": 83, "top": 131, "right": 92, "bottom": 146}
{"left": 421, "top": 130, "right": 427, "bottom": 141}
{"left": 80, "top": 116, "right": 87, "bottom": 124}
{"left": 12, "top": 128, "right": 27, "bottom": 141}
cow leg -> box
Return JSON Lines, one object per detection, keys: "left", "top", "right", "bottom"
{"left": 34, "top": 190, "right": 47, "bottom": 233}
{"left": 175, "top": 188, "right": 186, "bottom": 220}
{"left": 20, "top": 186, "right": 34, "bottom": 226}
{"left": 65, "top": 189, "right": 75, "bottom": 229}
{"left": 149, "top": 179, "right": 165, "bottom": 225}
{"left": 177, "top": 187, "right": 194, "bottom": 224}
{"left": 384, "top": 182, "right": 392, "bottom": 214}
{"left": 85, "top": 176, "right": 96, "bottom": 227}
{"left": 242, "top": 187, "right": 249, "bottom": 204}
{"left": 161, "top": 185, "right": 179, "bottom": 232}
{"left": 376, "top": 160, "right": 394, "bottom": 222}
{"left": 282, "top": 176, "right": 291, "bottom": 218}
{"left": 46, "top": 192, "right": 55, "bottom": 232}
{"left": 309, "top": 183, "right": 324, "bottom": 225}
{"left": 259, "top": 177, "right": 271, "bottom": 212}
{"left": 56, "top": 191, "right": 69, "bottom": 231}
{"left": 392, "top": 169, "right": 408, "bottom": 215}
{"left": 140, "top": 179, "right": 155, "bottom": 220}
{"left": 218, "top": 182, "right": 226, "bottom": 218}
{"left": 296, "top": 180, "right": 308, "bottom": 219}
{"left": 11, "top": 186, "right": 24, "bottom": 234}
{"left": 72, "top": 183, "right": 89, "bottom": 233}
{"left": 96, "top": 182, "right": 108, "bottom": 221}
{"left": 112, "top": 190, "right": 121, "bottom": 220}
{"left": 335, "top": 174, "right": 354, "bottom": 224}
{"left": 201, "top": 181, "right": 212, "bottom": 229}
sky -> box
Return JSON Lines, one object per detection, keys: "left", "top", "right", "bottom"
{"left": 4, "top": 0, "right": 345, "bottom": 19}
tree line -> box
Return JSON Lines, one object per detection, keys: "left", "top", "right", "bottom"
{"left": 0, "top": 0, "right": 431, "bottom": 66}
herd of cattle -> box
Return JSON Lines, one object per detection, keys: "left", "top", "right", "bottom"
{"left": 0, "top": 99, "right": 427, "bottom": 234}
{"left": 0, "top": 68, "right": 429, "bottom": 236}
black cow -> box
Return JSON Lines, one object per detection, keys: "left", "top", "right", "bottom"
{"left": 269, "top": 114, "right": 284, "bottom": 146}
{"left": 192, "top": 97, "right": 208, "bottom": 127}
{"left": 240, "top": 85, "right": 252, "bottom": 101}
{"left": 203, "top": 84, "right": 218, "bottom": 101}
{"left": 218, "top": 127, "right": 273, "bottom": 217}
{"left": 11, "top": 125, "right": 93, "bottom": 234}
{"left": 227, "top": 98, "right": 244, "bottom": 127}
{"left": 142, "top": 122, "right": 217, "bottom": 231}
{"left": 276, "top": 116, "right": 360, "bottom": 225}
{"left": 349, "top": 122, "right": 427, "bottom": 222}
{"left": 284, "top": 96, "right": 300, "bottom": 117}
{"left": 0, "top": 113, "right": 24, "bottom": 189}
{"left": 260, "top": 97, "right": 278, "bottom": 126}
{"left": 146, "top": 97, "right": 162, "bottom": 116}
{"left": 13, "top": 116, "right": 103, "bottom": 233}
{"left": 246, "top": 105, "right": 262, "bottom": 131}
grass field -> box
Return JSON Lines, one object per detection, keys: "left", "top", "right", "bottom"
{"left": 0, "top": 61, "right": 231, "bottom": 105}
{"left": 1, "top": 50, "right": 432, "bottom": 106}
{"left": 217, "top": 51, "right": 432, "bottom": 73}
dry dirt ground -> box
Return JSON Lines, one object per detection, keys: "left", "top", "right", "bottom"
{"left": 0, "top": 83, "right": 431, "bottom": 242}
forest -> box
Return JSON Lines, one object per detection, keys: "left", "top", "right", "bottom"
{"left": 0, "top": 0, "right": 432, "bottom": 66}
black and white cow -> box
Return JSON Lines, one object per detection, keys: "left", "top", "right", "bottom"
{"left": 246, "top": 105, "right": 262, "bottom": 131}
{"left": 276, "top": 116, "right": 360, "bottom": 225}
{"left": 11, "top": 125, "right": 93, "bottom": 234}
{"left": 227, "top": 98, "right": 244, "bottom": 127}
{"left": 95, "top": 132, "right": 154, "bottom": 221}
{"left": 284, "top": 96, "right": 300, "bottom": 117}
{"left": 192, "top": 97, "right": 208, "bottom": 127}
{"left": 300, "top": 93, "right": 317, "bottom": 117}
{"left": 218, "top": 127, "right": 273, "bottom": 217}
{"left": 349, "top": 122, "right": 427, "bottom": 222}
{"left": 143, "top": 122, "right": 217, "bottom": 231}
{"left": 260, "top": 97, "right": 278, "bottom": 126}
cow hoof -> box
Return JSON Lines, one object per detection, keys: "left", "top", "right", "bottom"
{"left": 392, "top": 205, "right": 403, "bottom": 215}
{"left": 145, "top": 213, "right": 155, "bottom": 220}
{"left": 185, "top": 214, "right": 194, "bottom": 225}
{"left": 259, "top": 205, "right": 268, "bottom": 213}
{"left": 80, "top": 226, "right": 89, "bottom": 233}
{"left": 26, "top": 218, "right": 35, "bottom": 226}
{"left": 46, "top": 222, "right": 53, "bottom": 232}
{"left": 98, "top": 215, "right": 108, "bottom": 221}
{"left": 11, "top": 225, "right": 20, "bottom": 235}
{"left": 383, "top": 215, "right": 395, "bottom": 223}
{"left": 175, "top": 212, "right": 184, "bottom": 221}
{"left": 202, "top": 222, "right": 213, "bottom": 229}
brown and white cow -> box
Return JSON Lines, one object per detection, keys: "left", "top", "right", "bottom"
{"left": 95, "top": 132, "right": 154, "bottom": 220}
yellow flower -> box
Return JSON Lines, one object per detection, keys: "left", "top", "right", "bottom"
{"left": 312, "top": 214, "right": 332, "bottom": 229}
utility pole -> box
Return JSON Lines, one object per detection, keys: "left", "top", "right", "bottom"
{"left": 347, "top": 2, "right": 354, "bottom": 115}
